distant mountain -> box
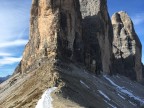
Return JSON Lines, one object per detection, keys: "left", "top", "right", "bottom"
{"left": 0, "top": 75, "right": 11, "bottom": 83}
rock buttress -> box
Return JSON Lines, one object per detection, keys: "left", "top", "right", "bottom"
{"left": 79, "top": 0, "right": 113, "bottom": 74}
{"left": 21, "top": 0, "right": 83, "bottom": 73}
{"left": 112, "top": 11, "right": 143, "bottom": 81}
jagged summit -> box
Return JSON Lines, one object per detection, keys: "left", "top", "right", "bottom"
{"left": 111, "top": 11, "right": 143, "bottom": 81}
{"left": 0, "top": 0, "right": 144, "bottom": 108}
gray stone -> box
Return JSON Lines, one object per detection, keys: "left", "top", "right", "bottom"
{"left": 112, "top": 11, "right": 143, "bottom": 81}
{"left": 79, "top": 0, "right": 113, "bottom": 74}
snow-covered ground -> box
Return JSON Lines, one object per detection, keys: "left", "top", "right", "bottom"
{"left": 35, "top": 87, "right": 57, "bottom": 108}
{"left": 103, "top": 75, "right": 144, "bottom": 105}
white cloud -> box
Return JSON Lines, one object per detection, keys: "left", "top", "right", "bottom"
{"left": 0, "top": 39, "right": 28, "bottom": 48}
{"left": 0, "top": 52, "right": 12, "bottom": 56}
{"left": 0, "top": 56, "right": 22, "bottom": 66}
{"left": 131, "top": 13, "right": 144, "bottom": 25}
{"left": 0, "top": 0, "right": 31, "bottom": 76}
{"left": 0, "top": 0, "right": 31, "bottom": 43}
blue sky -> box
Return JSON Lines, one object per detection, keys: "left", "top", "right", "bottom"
{"left": 107, "top": 0, "right": 144, "bottom": 63}
{"left": 0, "top": 0, "right": 31, "bottom": 77}
{"left": 0, "top": 0, "right": 143, "bottom": 77}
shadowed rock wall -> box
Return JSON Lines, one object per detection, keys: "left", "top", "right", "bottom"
{"left": 80, "top": 0, "right": 113, "bottom": 74}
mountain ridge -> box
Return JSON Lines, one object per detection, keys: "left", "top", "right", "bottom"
{"left": 0, "top": 75, "right": 11, "bottom": 84}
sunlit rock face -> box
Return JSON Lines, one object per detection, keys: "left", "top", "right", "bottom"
{"left": 79, "top": 0, "right": 113, "bottom": 74}
{"left": 112, "top": 11, "right": 143, "bottom": 81}
{"left": 21, "top": 0, "right": 83, "bottom": 73}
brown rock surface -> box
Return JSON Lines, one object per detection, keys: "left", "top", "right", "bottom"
{"left": 0, "top": 60, "right": 59, "bottom": 108}
{"left": 79, "top": 0, "right": 113, "bottom": 74}
{"left": 112, "top": 11, "right": 143, "bottom": 81}
{"left": 21, "top": 0, "right": 83, "bottom": 73}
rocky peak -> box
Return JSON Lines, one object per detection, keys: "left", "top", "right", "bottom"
{"left": 112, "top": 11, "right": 143, "bottom": 81}
{"left": 20, "top": 0, "right": 83, "bottom": 73}
{"left": 79, "top": 0, "right": 113, "bottom": 74}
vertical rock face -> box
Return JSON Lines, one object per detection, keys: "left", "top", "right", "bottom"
{"left": 13, "top": 0, "right": 143, "bottom": 82}
{"left": 79, "top": 0, "right": 113, "bottom": 73}
{"left": 21, "top": 0, "right": 83, "bottom": 73}
{"left": 112, "top": 11, "right": 143, "bottom": 81}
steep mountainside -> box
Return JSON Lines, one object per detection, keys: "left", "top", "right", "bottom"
{"left": 80, "top": 0, "right": 113, "bottom": 74}
{"left": 0, "top": 0, "right": 144, "bottom": 108}
{"left": 1, "top": 61, "right": 144, "bottom": 108}
{"left": 112, "top": 11, "right": 143, "bottom": 81}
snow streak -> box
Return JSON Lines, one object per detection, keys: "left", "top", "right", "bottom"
{"left": 98, "top": 90, "right": 111, "bottom": 101}
{"left": 104, "top": 75, "right": 144, "bottom": 105}
{"left": 35, "top": 87, "right": 57, "bottom": 108}
{"left": 80, "top": 80, "right": 90, "bottom": 89}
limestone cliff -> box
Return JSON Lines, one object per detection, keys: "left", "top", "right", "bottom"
{"left": 20, "top": 0, "right": 114, "bottom": 76}
{"left": 21, "top": 0, "right": 83, "bottom": 73}
{"left": 112, "top": 11, "right": 143, "bottom": 81}
{"left": 79, "top": 0, "right": 113, "bottom": 74}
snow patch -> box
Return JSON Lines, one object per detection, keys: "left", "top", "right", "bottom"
{"left": 104, "top": 75, "right": 144, "bottom": 105}
{"left": 116, "top": 75, "right": 120, "bottom": 79}
{"left": 98, "top": 90, "right": 111, "bottom": 101}
{"left": 92, "top": 75, "right": 97, "bottom": 79}
{"left": 83, "top": 69, "right": 88, "bottom": 75}
{"left": 104, "top": 100, "right": 117, "bottom": 108}
{"left": 80, "top": 80, "right": 90, "bottom": 89}
{"left": 118, "top": 93, "right": 125, "bottom": 100}
{"left": 103, "top": 75, "right": 121, "bottom": 88}
{"left": 35, "top": 87, "right": 57, "bottom": 108}
{"left": 128, "top": 101, "right": 137, "bottom": 106}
